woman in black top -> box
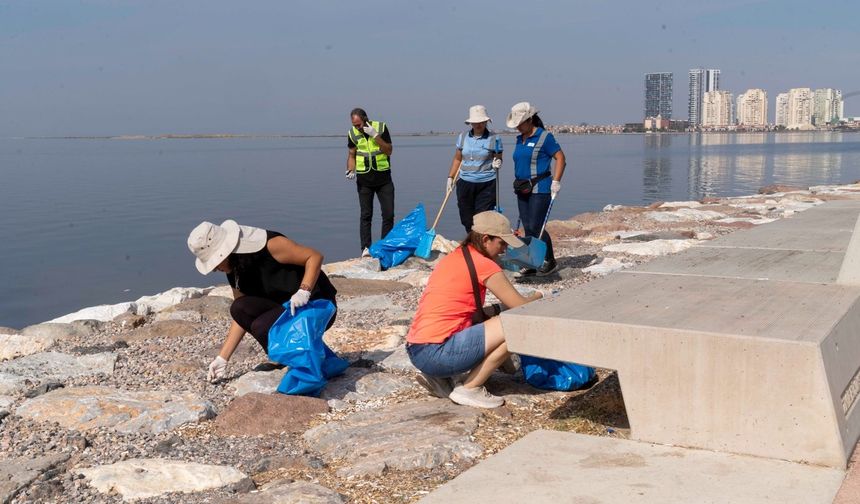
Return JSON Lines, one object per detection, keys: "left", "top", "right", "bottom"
{"left": 187, "top": 220, "right": 337, "bottom": 382}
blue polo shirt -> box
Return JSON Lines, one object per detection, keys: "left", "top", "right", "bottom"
{"left": 456, "top": 129, "right": 503, "bottom": 183}
{"left": 512, "top": 128, "right": 561, "bottom": 194}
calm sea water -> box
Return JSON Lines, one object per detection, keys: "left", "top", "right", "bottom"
{"left": 2, "top": 132, "right": 860, "bottom": 328}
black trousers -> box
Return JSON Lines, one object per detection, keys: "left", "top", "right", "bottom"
{"left": 230, "top": 296, "right": 337, "bottom": 353}
{"left": 456, "top": 178, "right": 497, "bottom": 233}
{"left": 357, "top": 181, "right": 395, "bottom": 251}
{"left": 516, "top": 192, "right": 555, "bottom": 264}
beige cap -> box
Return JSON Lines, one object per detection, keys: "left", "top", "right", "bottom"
{"left": 506, "top": 101, "right": 539, "bottom": 128}
{"left": 471, "top": 211, "right": 525, "bottom": 248}
{"left": 464, "top": 105, "right": 492, "bottom": 124}
{"left": 187, "top": 220, "right": 267, "bottom": 274}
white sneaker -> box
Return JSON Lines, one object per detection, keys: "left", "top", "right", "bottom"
{"left": 361, "top": 248, "right": 371, "bottom": 258}
{"left": 448, "top": 385, "right": 504, "bottom": 408}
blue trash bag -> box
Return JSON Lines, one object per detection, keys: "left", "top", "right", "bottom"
{"left": 267, "top": 299, "right": 349, "bottom": 396}
{"left": 519, "top": 355, "right": 596, "bottom": 391}
{"left": 369, "top": 203, "right": 427, "bottom": 270}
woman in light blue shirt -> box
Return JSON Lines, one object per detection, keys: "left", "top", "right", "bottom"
{"left": 446, "top": 105, "right": 504, "bottom": 233}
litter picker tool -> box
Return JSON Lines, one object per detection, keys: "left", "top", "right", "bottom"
{"left": 415, "top": 169, "right": 459, "bottom": 259}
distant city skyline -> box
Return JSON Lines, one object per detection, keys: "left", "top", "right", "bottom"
{"left": 1, "top": 1, "right": 858, "bottom": 136}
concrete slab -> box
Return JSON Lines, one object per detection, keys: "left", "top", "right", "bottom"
{"left": 635, "top": 246, "right": 845, "bottom": 283}
{"left": 502, "top": 201, "right": 860, "bottom": 468}
{"left": 420, "top": 430, "right": 845, "bottom": 504}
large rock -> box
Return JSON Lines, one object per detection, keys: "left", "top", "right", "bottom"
{"left": 221, "top": 480, "right": 343, "bottom": 504}
{"left": 74, "top": 459, "right": 247, "bottom": 501}
{"left": 322, "top": 258, "right": 425, "bottom": 285}
{"left": 21, "top": 322, "right": 91, "bottom": 340}
{"left": 16, "top": 386, "right": 214, "bottom": 434}
{"left": 330, "top": 277, "right": 411, "bottom": 297}
{"left": 214, "top": 393, "right": 328, "bottom": 436}
{"left": 0, "top": 454, "right": 69, "bottom": 503}
{"left": 134, "top": 286, "right": 211, "bottom": 315}
{"left": 644, "top": 208, "right": 725, "bottom": 222}
{"left": 125, "top": 320, "right": 199, "bottom": 342}
{"left": 320, "top": 368, "right": 415, "bottom": 405}
{"left": 229, "top": 368, "right": 289, "bottom": 396}
{"left": 336, "top": 294, "right": 391, "bottom": 312}
{"left": 364, "top": 345, "right": 417, "bottom": 373}
{"left": 303, "top": 399, "right": 484, "bottom": 477}
{"left": 0, "top": 352, "right": 116, "bottom": 395}
{"left": 0, "top": 333, "right": 56, "bottom": 361}
{"left": 48, "top": 302, "right": 136, "bottom": 323}
{"left": 582, "top": 257, "right": 632, "bottom": 276}
{"left": 602, "top": 239, "right": 697, "bottom": 256}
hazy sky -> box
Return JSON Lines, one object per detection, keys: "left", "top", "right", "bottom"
{"left": 2, "top": 0, "right": 857, "bottom": 136}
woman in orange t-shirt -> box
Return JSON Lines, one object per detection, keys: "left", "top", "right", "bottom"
{"left": 406, "top": 211, "right": 543, "bottom": 408}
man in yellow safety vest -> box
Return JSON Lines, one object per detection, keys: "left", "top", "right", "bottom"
{"left": 346, "top": 107, "right": 394, "bottom": 256}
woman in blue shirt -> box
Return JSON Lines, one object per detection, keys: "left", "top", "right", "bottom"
{"left": 506, "top": 102, "right": 566, "bottom": 277}
{"left": 446, "top": 105, "right": 504, "bottom": 233}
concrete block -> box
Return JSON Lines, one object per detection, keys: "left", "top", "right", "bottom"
{"left": 420, "top": 430, "right": 845, "bottom": 504}
{"left": 502, "top": 201, "right": 860, "bottom": 468}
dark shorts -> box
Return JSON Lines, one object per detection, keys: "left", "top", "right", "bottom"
{"left": 407, "top": 323, "right": 486, "bottom": 377}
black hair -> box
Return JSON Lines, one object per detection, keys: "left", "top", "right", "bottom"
{"left": 530, "top": 114, "right": 545, "bottom": 129}
{"left": 350, "top": 107, "right": 369, "bottom": 122}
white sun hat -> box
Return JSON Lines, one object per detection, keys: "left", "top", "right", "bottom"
{"left": 187, "top": 220, "right": 267, "bottom": 274}
{"left": 506, "top": 102, "right": 539, "bottom": 128}
{"left": 464, "top": 105, "right": 492, "bottom": 124}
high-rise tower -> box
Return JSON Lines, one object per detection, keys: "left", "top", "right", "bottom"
{"left": 644, "top": 72, "right": 673, "bottom": 119}
{"left": 688, "top": 68, "right": 721, "bottom": 126}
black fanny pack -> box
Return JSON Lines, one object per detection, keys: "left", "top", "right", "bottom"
{"left": 513, "top": 171, "right": 551, "bottom": 195}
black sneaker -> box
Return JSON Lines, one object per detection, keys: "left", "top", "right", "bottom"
{"left": 515, "top": 267, "right": 537, "bottom": 278}
{"left": 537, "top": 259, "right": 559, "bottom": 277}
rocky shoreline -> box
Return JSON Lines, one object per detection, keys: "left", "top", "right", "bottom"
{"left": 2, "top": 182, "right": 858, "bottom": 503}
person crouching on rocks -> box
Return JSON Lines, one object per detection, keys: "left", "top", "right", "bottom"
{"left": 187, "top": 220, "right": 337, "bottom": 382}
{"left": 406, "top": 211, "right": 543, "bottom": 408}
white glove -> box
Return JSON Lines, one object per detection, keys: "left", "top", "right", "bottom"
{"left": 551, "top": 180, "right": 561, "bottom": 198}
{"left": 290, "top": 288, "right": 311, "bottom": 316}
{"left": 491, "top": 158, "right": 502, "bottom": 169}
{"left": 362, "top": 125, "right": 378, "bottom": 138}
{"left": 345, "top": 170, "right": 356, "bottom": 180}
{"left": 446, "top": 177, "right": 454, "bottom": 193}
{"left": 207, "top": 356, "right": 227, "bottom": 382}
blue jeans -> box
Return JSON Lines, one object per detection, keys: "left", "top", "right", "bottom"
{"left": 517, "top": 192, "right": 555, "bottom": 263}
{"left": 407, "top": 323, "right": 486, "bottom": 377}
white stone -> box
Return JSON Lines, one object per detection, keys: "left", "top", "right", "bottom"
{"left": 74, "top": 459, "right": 247, "bottom": 500}
{"left": 16, "top": 386, "right": 214, "bottom": 434}
{"left": 0, "top": 333, "right": 56, "bottom": 361}
{"left": 659, "top": 201, "right": 702, "bottom": 208}
{"left": 602, "top": 239, "right": 697, "bottom": 256}
{"left": 645, "top": 208, "right": 725, "bottom": 222}
{"left": 583, "top": 257, "right": 631, "bottom": 276}
{"left": 0, "top": 395, "right": 13, "bottom": 409}
{"left": 49, "top": 302, "right": 136, "bottom": 323}
{"left": 0, "top": 352, "right": 117, "bottom": 395}
{"left": 695, "top": 231, "right": 715, "bottom": 240}
{"left": 322, "top": 258, "right": 421, "bottom": 283}
{"left": 603, "top": 204, "right": 623, "bottom": 211}
{"left": 432, "top": 234, "right": 459, "bottom": 254}
{"left": 228, "top": 368, "right": 289, "bottom": 397}
{"left": 134, "top": 286, "right": 211, "bottom": 315}
{"left": 207, "top": 285, "right": 234, "bottom": 298}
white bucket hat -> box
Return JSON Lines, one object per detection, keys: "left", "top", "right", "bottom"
{"left": 506, "top": 102, "right": 539, "bottom": 128}
{"left": 464, "top": 105, "right": 492, "bottom": 124}
{"left": 187, "top": 220, "right": 267, "bottom": 274}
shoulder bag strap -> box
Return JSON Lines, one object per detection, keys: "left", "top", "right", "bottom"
{"left": 462, "top": 246, "right": 487, "bottom": 325}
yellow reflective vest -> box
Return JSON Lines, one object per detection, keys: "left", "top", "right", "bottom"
{"left": 348, "top": 121, "right": 390, "bottom": 173}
